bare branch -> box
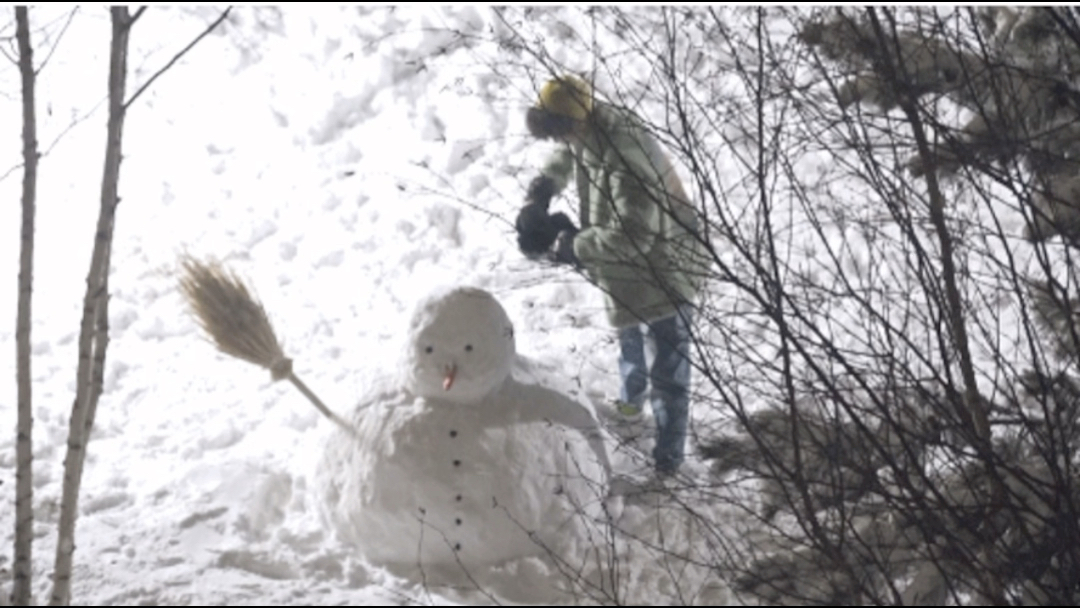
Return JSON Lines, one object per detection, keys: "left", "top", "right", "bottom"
{"left": 129, "top": 6, "right": 147, "bottom": 26}
{"left": 0, "top": 36, "right": 16, "bottom": 65}
{"left": 34, "top": 6, "right": 79, "bottom": 76}
{"left": 123, "top": 6, "right": 232, "bottom": 110}
{"left": 0, "top": 96, "right": 108, "bottom": 186}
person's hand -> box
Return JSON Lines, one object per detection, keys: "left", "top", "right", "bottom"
{"left": 525, "top": 175, "right": 557, "bottom": 209}
{"left": 548, "top": 211, "right": 577, "bottom": 235}
{"left": 550, "top": 229, "right": 581, "bottom": 268}
{"left": 516, "top": 202, "right": 556, "bottom": 258}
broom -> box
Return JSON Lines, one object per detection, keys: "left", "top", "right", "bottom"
{"left": 178, "top": 254, "right": 357, "bottom": 436}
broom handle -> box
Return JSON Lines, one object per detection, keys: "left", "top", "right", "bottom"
{"left": 287, "top": 372, "right": 358, "bottom": 437}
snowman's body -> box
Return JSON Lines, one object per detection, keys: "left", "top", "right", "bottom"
{"left": 317, "top": 287, "right": 609, "bottom": 571}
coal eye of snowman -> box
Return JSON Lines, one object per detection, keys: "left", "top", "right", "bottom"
{"left": 424, "top": 346, "right": 433, "bottom": 354}
{"left": 464, "top": 344, "right": 473, "bottom": 352}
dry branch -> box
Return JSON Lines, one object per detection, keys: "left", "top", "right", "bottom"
{"left": 123, "top": 7, "right": 232, "bottom": 110}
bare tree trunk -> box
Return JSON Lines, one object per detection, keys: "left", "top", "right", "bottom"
{"left": 14, "top": 7, "right": 38, "bottom": 607}
{"left": 41, "top": 8, "right": 233, "bottom": 603}
{"left": 49, "top": 8, "right": 132, "bottom": 605}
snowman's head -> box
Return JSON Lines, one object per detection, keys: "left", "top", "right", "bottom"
{"left": 404, "top": 286, "right": 516, "bottom": 403}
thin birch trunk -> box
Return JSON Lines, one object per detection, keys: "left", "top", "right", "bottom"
{"left": 47, "top": 8, "right": 233, "bottom": 602}
{"left": 14, "top": 6, "right": 38, "bottom": 607}
{"left": 49, "top": 8, "right": 131, "bottom": 605}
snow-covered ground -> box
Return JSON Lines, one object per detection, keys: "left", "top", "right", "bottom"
{"left": 0, "top": 7, "right": 739, "bottom": 605}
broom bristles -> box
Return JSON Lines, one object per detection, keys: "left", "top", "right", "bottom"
{"left": 178, "top": 255, "right": 289, "bottom": 378}
{"left": 178, "top": 255, "right": 357, "bottom": 436}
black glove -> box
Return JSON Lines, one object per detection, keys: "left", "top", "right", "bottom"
{"left": 525, "top": 175, "right": 557, "bottom": 210}
{"left": 517, "top": 208, "right": 579, "bottom": 259}
{"left": 516, "top": 202, "right": 554, "bottom": 257}
{"left": 548, "top": 211, "right": 576, "bottom": 235}
{"left": 516, "top": 173, "right": 577, "bottom": 258}
{"left": 550, "top": 228, "right": 581, "bottom": 268}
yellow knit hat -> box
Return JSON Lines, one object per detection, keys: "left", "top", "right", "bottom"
{"left": 536, "top": 75, "right": 593, "bottom": 121}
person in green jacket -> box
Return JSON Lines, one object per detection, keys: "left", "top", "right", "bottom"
{"left": 516, "top": 75, "right": 706, "bottom": 477}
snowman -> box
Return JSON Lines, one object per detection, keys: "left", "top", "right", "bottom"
{"left": 316, "top": 286, "right": 612, "bottom": 582}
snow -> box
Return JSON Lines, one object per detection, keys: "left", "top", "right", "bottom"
{"left": 0, "top": 6, "right": 732, "bottom": 606}
{"left": 14, "top": 3, "right": 1053, "bottom": 605}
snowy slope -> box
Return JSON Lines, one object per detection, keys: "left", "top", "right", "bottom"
{"left": 0, "top": 6, "right": 734, "bottom": 605}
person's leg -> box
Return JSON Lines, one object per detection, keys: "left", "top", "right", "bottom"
{"left": 617, "top": 323, "right": 648, "bottom": 413}
{"left": 647, "top": 305, "right": 693, "bottom": 474}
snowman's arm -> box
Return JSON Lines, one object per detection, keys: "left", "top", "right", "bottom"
{"left": 584, "top": 421, "right": 613, "bottom": 479}
{"left": 536, "top": 394, "right": 613, "bottom": 478}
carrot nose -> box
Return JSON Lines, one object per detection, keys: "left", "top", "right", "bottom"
{"left": 443, "top": 363, "right": 457, "bottom": 391}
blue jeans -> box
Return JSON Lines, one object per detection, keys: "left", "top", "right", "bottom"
{"left": 617, "top": 304, "right": 693, "bottom": 474}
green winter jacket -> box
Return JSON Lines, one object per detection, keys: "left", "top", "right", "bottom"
{"left": 540, "top": 101, "right": 709, "bottom": 328}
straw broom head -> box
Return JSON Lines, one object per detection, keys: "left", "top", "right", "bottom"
{"left": 178, "top": 254, "right": 293, "bottom": 381}
{"left": 177, "top": 254, "right": 358, "bottom": 436}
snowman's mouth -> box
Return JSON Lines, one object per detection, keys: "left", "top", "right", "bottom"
{"left": 442, "top": 363, "right": 457, "bottom": 391}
